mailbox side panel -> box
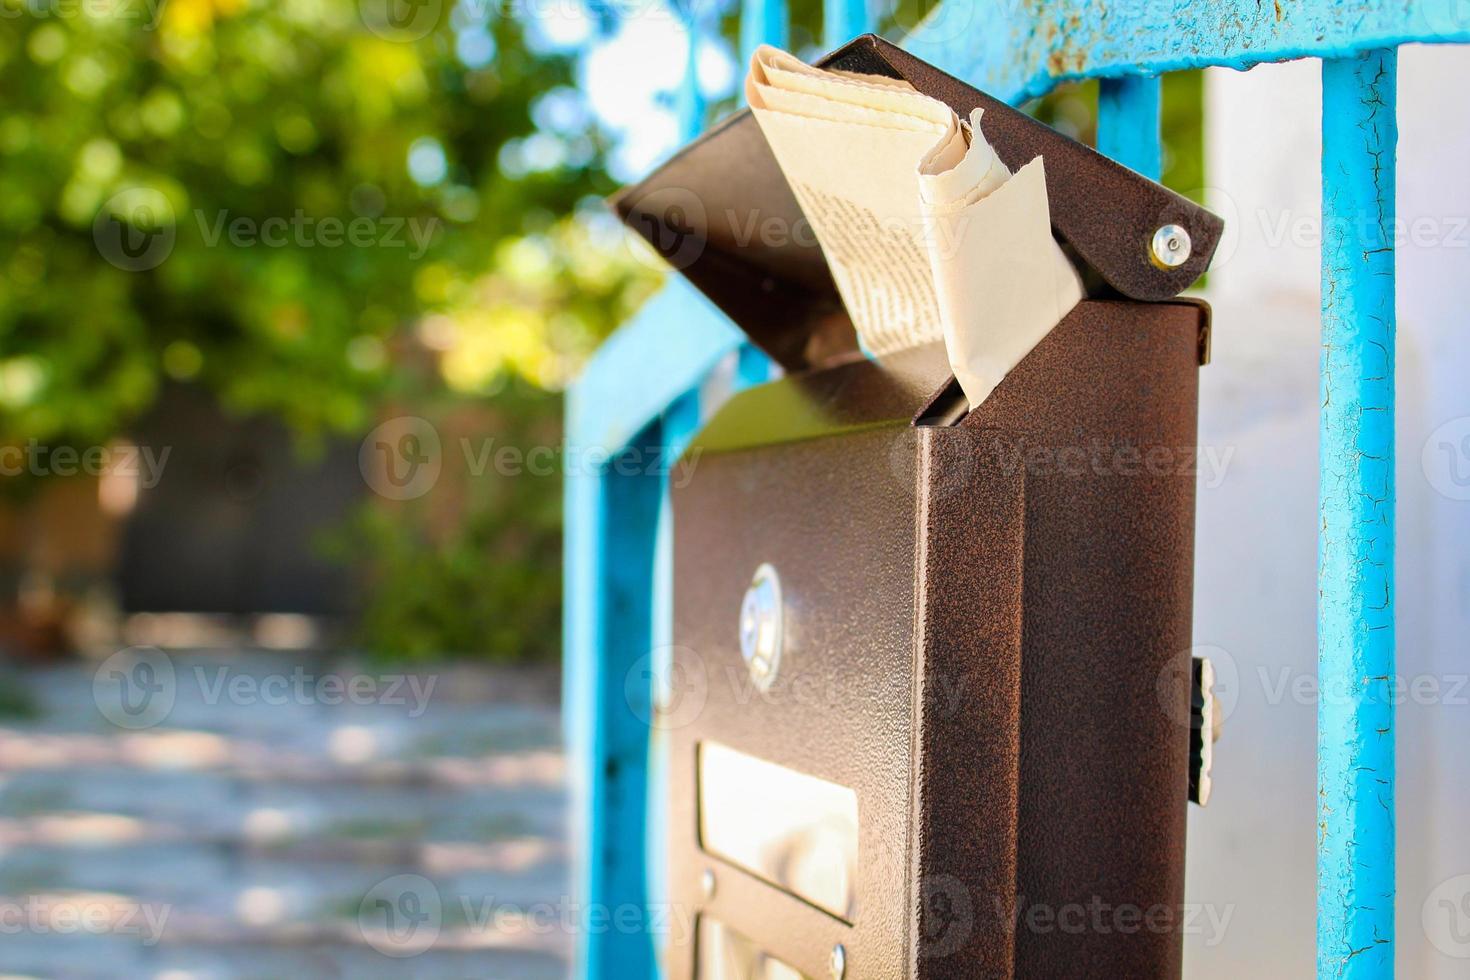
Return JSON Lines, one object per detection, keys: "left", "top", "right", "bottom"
{"left": 954, "top": 299, "right": 1203, "bottom": 979}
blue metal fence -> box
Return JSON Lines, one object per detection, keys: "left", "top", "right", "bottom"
{"left": 565, "top": 3, "right": 1465, "bottom": 977}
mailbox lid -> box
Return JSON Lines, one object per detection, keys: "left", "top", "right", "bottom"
{"left": 614, "top": 33, "right": 1223, "bottom": 374}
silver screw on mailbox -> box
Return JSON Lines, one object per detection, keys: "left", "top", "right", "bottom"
{"left": 830, "top": 943, "right": 847, "bottom": 980}
{"left": 739, "top": 563, "right": 783, "bottom": 692}
{"left": 700, "top": 868, "right": 716, "bottom": 901}
{"left": 1150, "top": 223, "right": 1192, "bottom": 269}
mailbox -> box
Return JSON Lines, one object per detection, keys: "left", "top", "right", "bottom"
{"left": 615, "top": 34, "right": 1223, "bottom": 980}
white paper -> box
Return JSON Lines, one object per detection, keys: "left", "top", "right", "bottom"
{"left": 745, "top": 45, "right": 1084, "bottom": 408}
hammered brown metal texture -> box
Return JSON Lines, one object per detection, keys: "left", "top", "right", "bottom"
{"left": 956, "top": 299, "right": 1199, "bottom": 978}
{"left": 669, "top": 299, "right": 1201, "bottom": 979}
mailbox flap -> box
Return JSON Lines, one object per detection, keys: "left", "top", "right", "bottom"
{"left": 613, "top": 33, "right": 1223, "bottom": 373}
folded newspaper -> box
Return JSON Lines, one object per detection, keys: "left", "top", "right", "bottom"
{"left": 745, "top": 45, "right": 1084, "bottom": 407}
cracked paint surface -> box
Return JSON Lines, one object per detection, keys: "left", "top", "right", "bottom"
{"left": 903, "top": 0, "right": 1465, "bottom": 104}
{"left": 1318, "top": 49, "right": 1396, "bottom": 980}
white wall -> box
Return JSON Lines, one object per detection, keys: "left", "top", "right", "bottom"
{"left": 1184, "top": 45, "right": 1470, "bottom": 979}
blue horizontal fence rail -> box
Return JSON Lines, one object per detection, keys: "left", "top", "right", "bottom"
{"left": 566, "top": 3, "right": 1467, "bottom": 978}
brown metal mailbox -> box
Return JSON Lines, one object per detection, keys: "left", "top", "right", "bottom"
{"left": 615, "top": 34, "right": 1222, "bottom": 980}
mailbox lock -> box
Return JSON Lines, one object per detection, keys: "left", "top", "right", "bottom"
{"left": 829, "top": 943, "right": 847, "bottom": 980}
{"left": 739, "top": 563, "right": 783, "bottom": 692}
{"left": 1189, "top": 655, "right": 1222, "bottom": 806}
{"left": 1150, "top": 224, "right": 1192, "bottom": 269}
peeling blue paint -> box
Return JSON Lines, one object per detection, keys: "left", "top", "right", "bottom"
{"left": 903, "top": 0, "right": 1466, "bottom": 104}
{"left": 1318, "top": 48, "right": 1397, "bottom": 980}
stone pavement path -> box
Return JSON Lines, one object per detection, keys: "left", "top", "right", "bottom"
{"left": 0, "top": 651, "right": 569, "bottom": 979}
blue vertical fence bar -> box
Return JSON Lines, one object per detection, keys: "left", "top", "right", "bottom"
{"left": 677, "top": 5, "right": 706, "bottom": 142}
{"left": 564, "top": 417, "right": 665, "bottom": 978}
{"left": 824, "top": 0, "right": 865, "bottom": 49}
{"left": 1096, "top": 75, "right": 1162, "bottom": 180}
{"left": 646, "top": 389, "right": 700, "bottom": 970}
{"left": 1318, "top": 49, "right": 1398, "bottom": 980}
{"left": 740, "top": 0, "right": 788, "bottom": 62}
{"left": 565, "top": 304, "right": 746, "bottom": 980}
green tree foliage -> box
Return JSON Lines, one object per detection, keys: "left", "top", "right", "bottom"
{"left": 0, "top": 0, "right": 655, "bottom": 443}
{"left": 0, "top": 0, "right": 661, "bottom": 661}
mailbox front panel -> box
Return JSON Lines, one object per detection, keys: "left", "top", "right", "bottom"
{"left": 669, "top": 419, "right": 928, "bottom": 979}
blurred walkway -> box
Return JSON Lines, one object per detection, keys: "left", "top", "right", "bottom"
{"left": 0, "top": 652, "right": 569, "bottom": 979}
